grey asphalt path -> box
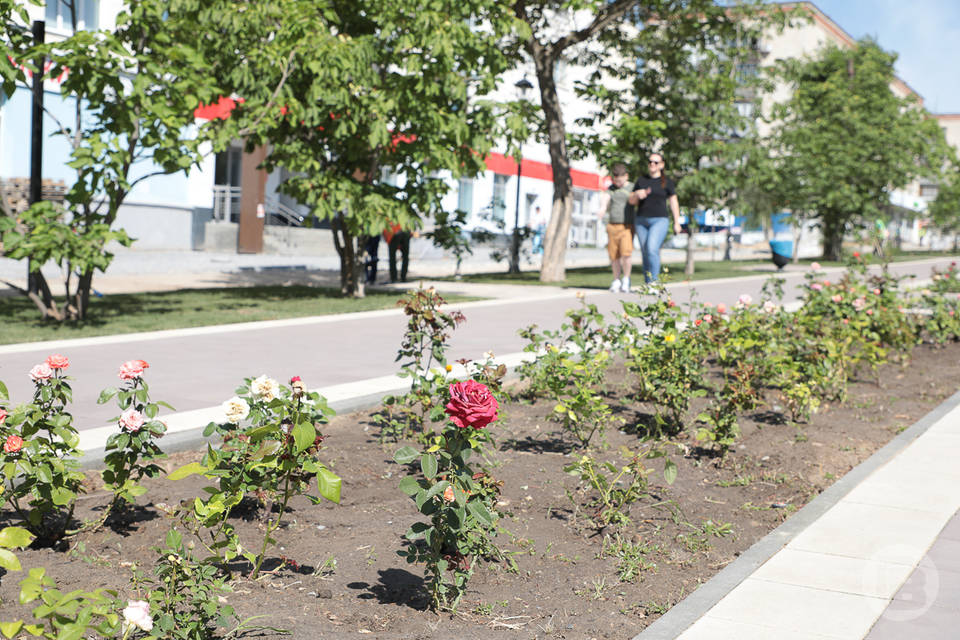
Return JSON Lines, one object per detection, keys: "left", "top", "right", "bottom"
{"left": 0, "top": 256, "right": 953, "bottom": 432}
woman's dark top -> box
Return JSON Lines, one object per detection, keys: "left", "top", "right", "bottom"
{"left": 633, "top": 176, "right": 676, "bottom": 218}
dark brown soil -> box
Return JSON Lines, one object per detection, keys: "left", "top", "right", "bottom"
{"left": 3, "top": 342, "right": 960, "bottom": 639}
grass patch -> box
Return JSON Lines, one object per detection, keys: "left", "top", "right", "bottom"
{"left": 451, "top": 250, "right": 958, "bottom": 289}
{"left": 0, "top": 285, "right": 479, "bottom": 345}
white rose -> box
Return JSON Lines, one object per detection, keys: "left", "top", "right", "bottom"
{"left": 122, "top": 600, "right": 153, "bottom": 632}
{"left": 250, "top": 375, "right": 280, "bottom": 401}
{"left": 221, "top": 397, "right": 250, "bottom": 424}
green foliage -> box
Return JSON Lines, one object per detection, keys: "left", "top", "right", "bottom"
{"left": 395, "top": 403, "right": 507, "bottom": 611}
{"left": 3, "top": 567, "right": 120, "bottom": 639}
{"left": 0, "top": 0, "right": 38, "bottom": 98}
{"left": 171, "top": 376, "right": 340, "bottom": 578}
{"left": 183, "top": 0, "right": 518, "bottom": 296}
{"left": 622, "top": 287, "right": 707, "bottom": 433}
{"left": 375, "top": 287, "right": 465, "bottom": 441}
{"left": 0, "top": 368, "right": 84, "bottom": 544}
{"left": 129, "top": 528, "right": 246, "bottom": 639}
{"left": 564, "top": 445, "right": 677, "bottom": 530}
{"left": 766, "top": 39, "right": 952, "bottom": 259}
{"left": 96, "top": 369, "right": 170, "bottom": 523}
{"left": 696, "top": 364, "right": 760, "bottom": 459}
{"left": 3, "top": 0, "right": 221, "bottom": 320}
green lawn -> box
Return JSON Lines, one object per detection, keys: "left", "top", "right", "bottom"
{"left": 453, "top": 250, "right": 959, "bottom": 289}
{"left": 0, "top": 285, "right": 477, "bottom": 345}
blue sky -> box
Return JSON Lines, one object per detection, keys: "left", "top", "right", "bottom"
{"left": 810, "top": 0, "right": 960, "bottom": 113}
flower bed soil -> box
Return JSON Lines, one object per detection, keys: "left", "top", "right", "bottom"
{"left": 3, "top": 342, "right": 960, "bottom": 639}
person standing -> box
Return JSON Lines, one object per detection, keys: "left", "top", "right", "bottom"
{"left": 595, "top": 163, "right": 636, "bottom": 292}
{"left": 364, "top": 233, "right": 380, "bottom": 285}
{"left": 630, "top": 153, "right": 682, "bottom": 283}
{"left": 384, "top": 222, "right": 414, "bottom": 283}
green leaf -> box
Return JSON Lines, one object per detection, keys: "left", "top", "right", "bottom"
{"left": 393, "top": 446, "right": 419, "bottom": 465}
{"left": 0, "top": 548, "right": 21, "bottom": 572}
{"left": 50, "top": 487, "right": 74, "bottom": 506}
{"left": 317, "top": 468, "right": 341, "bottom": 504}
{"left": 398, "top": 476, "right": 421, "bottom": 496}
{"left": 292, "top": 421, "right": 316, "bottom": 454}
{"left": 420, "top": 454, "right": 438, "bottom": 479}
{"left": 664, "top": 460, "right": 678, "bottom": 485}
{"left": 467, "top": 500, "right": 495, "bottom": 526}
{"left": 0, "top": 527, "right": 35, "bottom": 549}
{"left": 168, "top": 461, "right": 208, "bottom": 481}
{"left": 0, "top": 621, "right": 24, "bottom": 639}
{"left": 96, "top": 387, "right": 117, "bottom": 404}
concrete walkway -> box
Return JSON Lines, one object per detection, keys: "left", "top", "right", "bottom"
{"left": 2, "top": 252, "right": 959, "bottom": 639}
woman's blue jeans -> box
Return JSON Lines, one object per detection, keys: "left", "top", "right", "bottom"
{"left": 635, "top": 216, "right": 669, "bottom": 283}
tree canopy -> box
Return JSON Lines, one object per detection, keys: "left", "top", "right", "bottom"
{"left": 764, "top": 38, "right": 951, "bottom": 260}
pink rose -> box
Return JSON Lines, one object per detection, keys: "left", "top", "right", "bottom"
{"left": 811, "top": 283, "right": 823, "bottom": 291}
{"left": 842, "top": 318, "right": 849, "bottom": 325}
{"left": 831, "top": 294, "right": 842, "bottom": 303}
{"left": 118, "top": 359, "right": 149, "bottom": 380}
{"left": 119, "top": 408, "right": 145, "bottom": 432}
{"left": 866, "top": 309, "right": 873, "bottom": 316}
{"left": 853, "top": 251, "right": 860, "bottom": 258}
{"left": 445, "top": 380, "right": 499, "bottom": 430}
{"left": 703, "top": 314, "right": 713, "bottom": 324}
{"left": 823, "top": 280, "right": 831, "bottom": 286}
{"left": 29, "top": 363, "right": 53, "bottom": 382}
{"left": 716, "top": 303, "right": 727, "bottom": 314}
{"left": 694, "top": 318, "right": 702, "bottom": 327}
{"left": 703, "top": 302, "right": 714, "bottom": 309}
{"left": 0, "top": 408, "right": 7, "bottom": 425}
{"left": 810, "top": 262, "right": 821, "bottom": 271}
{"left": 873, "top": 288, "right": 881, "bottom": 295}
{"left": 4, "top": 434, "right": 23, "bottom": 453}
{"left": 737, "top": 294, "right": 752, "bottom": 307}
{"left": 45, "top": 354, "right": 70, "bottom": 370}
{"left": 852, "top": 297, "right": 866, "bottom": 311}
{"left": 668, "top": 300, "right": 676, "bottom": 308}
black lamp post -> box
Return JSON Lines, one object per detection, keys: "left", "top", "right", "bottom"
{"left": 508, "top": 75, "right": 534, "bottom": 274}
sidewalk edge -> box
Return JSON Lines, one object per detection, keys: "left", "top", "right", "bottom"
{"left": 633, "top": 387, "right": 960, "bottom": 640}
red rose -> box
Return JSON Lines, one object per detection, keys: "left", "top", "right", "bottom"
{"left": 853, "top": 252, "right": 860, "bottom": 258}
{"left": 290, "top": 376, "right": 302, "bottom": 383}
{"left": 4, "top": 434, "right": 23, "bottom": 454}
{"left": 45, "top": 354, "right": 70, "bottom": 370}
{"left": 445, "top": 380, "right": 498, "bottom": 430}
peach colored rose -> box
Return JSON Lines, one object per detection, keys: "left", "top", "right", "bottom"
{"left": 0, "top": 408, "right": 7, "bottom": 425}
{"left": 45, "top": 354, "right": 70, "bottom": 370}
{"left": 737, "top": 294, "right": 752, "bottom": 307}
{"left": 703, "top": 314, "right": 713, "bottom": 324}
{"left": 29, "top": 363, "right": 53, "bottom": 382}
{"left": 3, "top": 434, "right": 23, "bottom": 453}
{"left": 442, "top": 486, "right": 455, "bottom": 503}
{"left": 118, "top": 359, "right": 149, "bottom": 380}
{"left": 810, "top": 262, "right": 821, "bottom": 271}
{"left": 716, "top": 303, "right": 727, "bottom": 314}
{"left": 119, "top": 408, "right": 145, "bottom": 432}
{"left": 831, "top": 294, "right": 842, "bottom": 303}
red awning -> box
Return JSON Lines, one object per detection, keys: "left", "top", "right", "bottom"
{"left": 484, "top": 152, "right": 602, "bottom": 191}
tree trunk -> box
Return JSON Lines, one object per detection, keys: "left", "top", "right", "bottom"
{"left": 532, "top": 48, "right": 574, "bottom": 283}
{"left": 75, "top": 270, "right": 94, "bottom": 320}
{"left": 331, "top": 212, "right": 365, "bottom": 298}
{"left": 821, "top": 213, "right": 845, "bottom": 261}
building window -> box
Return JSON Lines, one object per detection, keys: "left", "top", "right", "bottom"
{"left": 457, "top": 177, "right": 474, "bottom": 215}
{"left": 920, "top": 184, "right": 939, "bottom": 200}
{"left": 46, "top": 0, "right": 99, "bottom": 32}
{"left": 492, "top": 174, "right": 508, "bottom": 221}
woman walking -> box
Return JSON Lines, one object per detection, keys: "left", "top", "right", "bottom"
{"left": 630, "top": 153, "right": 683, "bottom": 283}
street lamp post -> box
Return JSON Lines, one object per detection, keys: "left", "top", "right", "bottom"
{"left": 509, "top": 76, "right": 533, "bottom": 275}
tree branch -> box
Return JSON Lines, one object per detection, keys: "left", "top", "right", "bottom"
{"left": 235, "top": 48, "right": 298, "bottom": 138}
{"left": 551, "top": 0, "right": 641, "bottom": 56}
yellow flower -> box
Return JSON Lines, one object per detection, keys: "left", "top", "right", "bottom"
{"left": 445, "top": 364, "right": 453, "bottom": 372}
{"left": 664, "top": 333, "right": 677, "bottom": 344}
